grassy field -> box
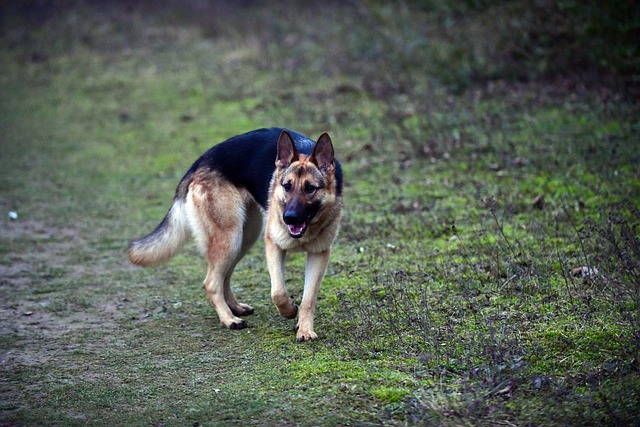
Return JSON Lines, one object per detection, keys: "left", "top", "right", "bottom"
{"left": 1, "top": 1, "right": 639, "bottom": 426}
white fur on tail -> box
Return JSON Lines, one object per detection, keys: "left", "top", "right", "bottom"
{"left": 127, "top": 200, "right": 190, "bottom": 266}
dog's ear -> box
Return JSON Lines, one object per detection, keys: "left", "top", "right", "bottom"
{"left": 276, "top": 130, "right": 299, "bottom": 169}
{"left": 311, "top": 132, "right": 335, "bottom": 173}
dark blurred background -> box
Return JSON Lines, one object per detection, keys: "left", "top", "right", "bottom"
{"left": 2, "top": 0, "right": 638, "bottom": 97}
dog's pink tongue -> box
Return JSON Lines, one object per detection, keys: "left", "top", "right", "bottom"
{"left": 288, "top": 223, "right": 306, "bottom": 236}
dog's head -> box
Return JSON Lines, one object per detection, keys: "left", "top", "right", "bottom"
{"left": 275, "top": 130, "right": 337, "bottom": 239}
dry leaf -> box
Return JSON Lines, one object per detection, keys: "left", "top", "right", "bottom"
{"left": 571, "top": 266, "right": 599, "bottom": 277}
{"left": 532, "top": 195, "right": 544, "bottom": 210}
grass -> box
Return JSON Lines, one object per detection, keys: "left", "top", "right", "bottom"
{"left": 1, "top": 1, "right": 639, "bottom": 426}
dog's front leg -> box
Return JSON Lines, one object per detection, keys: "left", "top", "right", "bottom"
{"left": 296, "top": 249, "right": 330, "bottom": 341}
{"left": 266, "top": 236, "right": 298, "bottom": 319}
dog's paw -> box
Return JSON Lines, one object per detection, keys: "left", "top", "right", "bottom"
{"left": 295, "top": 326, "right": 318, "bottom": 342}
{"left": 278, "top": 302, "right": 298, "bottom": 320}
{"left": 230, "top": 303, "right": 254, "bottom": 317}
{"left": 221, "top": 317, "right": 247, "bottom": 330}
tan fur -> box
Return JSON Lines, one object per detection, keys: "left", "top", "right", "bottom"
{"left": 184, "top": 169, "right": 262, "bottom": 329}
{"left": 127, "top": 200, "right": 190, "bottom": 266}
{"left": 266, "top": 156, "right": 341, "bottom": 253}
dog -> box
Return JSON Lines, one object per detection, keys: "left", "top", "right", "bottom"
{"left": 127, "top": 128, "right": 343, "bottom": 341}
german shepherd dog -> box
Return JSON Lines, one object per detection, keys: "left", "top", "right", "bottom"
{"left": 127, "top": 128, "right": 343, "bottom": 341}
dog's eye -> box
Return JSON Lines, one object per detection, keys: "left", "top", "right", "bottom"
{"left": 304, "top": 183, "right": 317, "bottom": 195}
{"left": 282, "top": 182, "right": 292, "bottom": 192}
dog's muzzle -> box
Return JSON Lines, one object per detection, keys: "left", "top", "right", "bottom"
{"left": 283, "top": 209, "right": 309, "bottom": 239}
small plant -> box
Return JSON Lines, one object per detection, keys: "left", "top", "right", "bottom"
{"left": 336, "top": 194, "right": 640, "bottom": 424}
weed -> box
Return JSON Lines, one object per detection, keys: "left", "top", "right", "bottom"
{"left": 335, "top": 193, "right": 640, "bottom": 423}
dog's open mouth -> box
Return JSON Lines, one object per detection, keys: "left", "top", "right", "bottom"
{"left": 287, "top": 222, "right": 307, "bottom": 238}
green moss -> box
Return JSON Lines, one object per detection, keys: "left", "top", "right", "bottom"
{"left": 371, "top": 386, "right": 410, "bottom": 404}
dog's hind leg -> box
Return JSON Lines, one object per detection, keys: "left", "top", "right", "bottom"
{"left": 203, "top": 261, "right": 247, "bottom": 329}
{"left": 201, "top": 220, "right": 248, "bottom": 329}
{"left": 223, "top": 200, "right": 263, "bottom": 317}
{"left": 223, "top": 273, "right": 253, "bottom": 317}
{"left": 186, "top": 171, "right": 251, "bottom": 329}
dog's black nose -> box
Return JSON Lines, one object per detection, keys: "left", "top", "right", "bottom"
{"left": 283, "top": 209, "right": 304, "bottom": 225}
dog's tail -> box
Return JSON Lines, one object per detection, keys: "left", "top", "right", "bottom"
{"left": 127, "top": 199, "right": 190, "bottom": 266}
